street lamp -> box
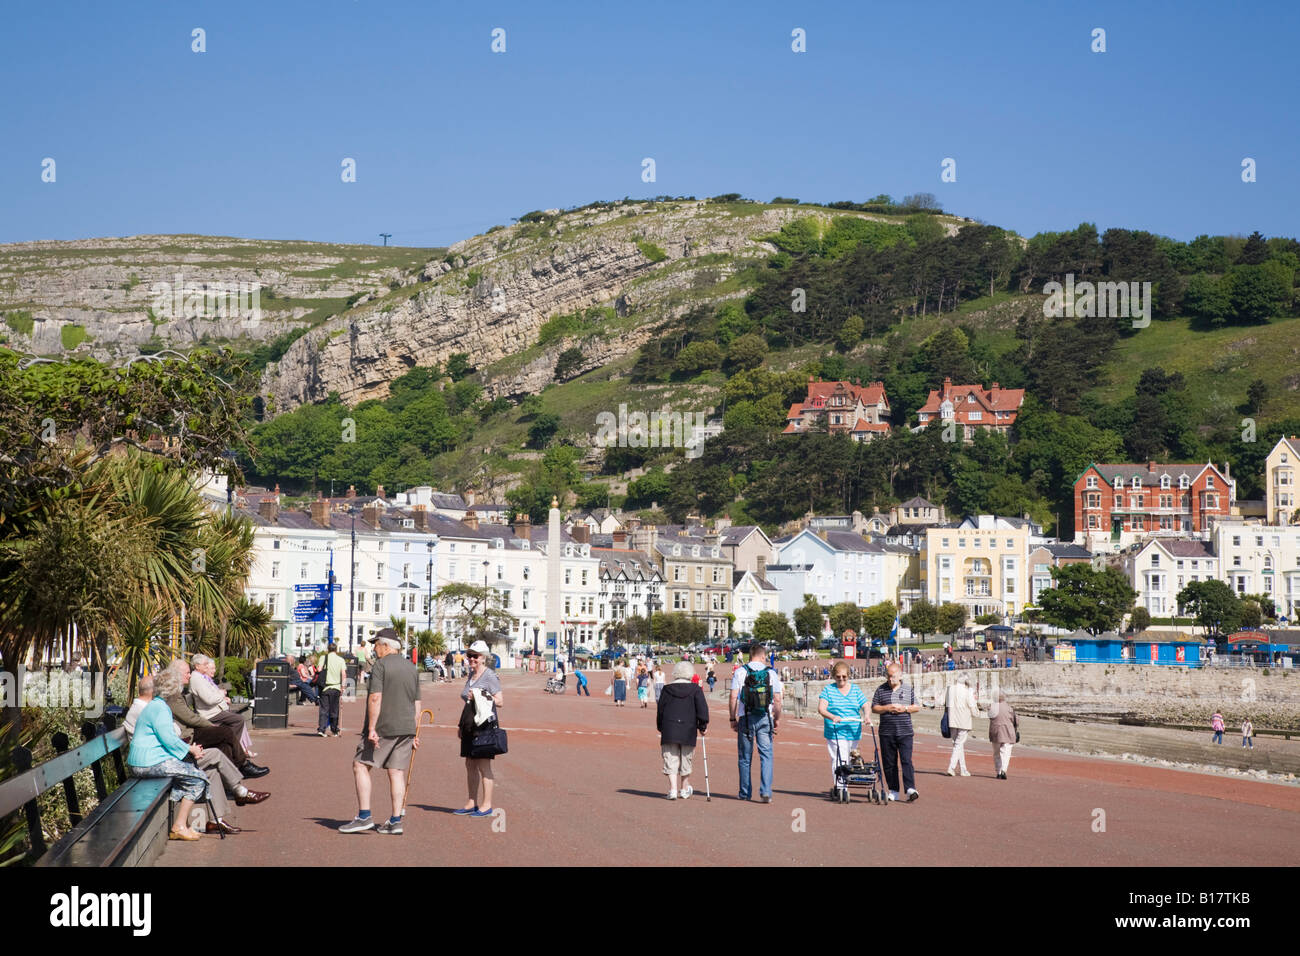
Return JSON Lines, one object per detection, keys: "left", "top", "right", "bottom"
{"left": 426, "top": 540, "right": 434, "bottom": 644}
{"left": 482, "top": 560, "right": 490, "bottom": 655}
{"left": 567, "top": 624, "right": 576, "bottom": 668}
{"left": 348, "top": 506, "right": 357, "bottom": 653}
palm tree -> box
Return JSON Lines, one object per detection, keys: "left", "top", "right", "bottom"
{"left": 114, "top": 597, "right": 170, "bottom": 701}
{"left": 390, "top": 614, "right": 410, "bottom": 643}
{"left": 220, "top": 596, "right": 275, "bottom": 660}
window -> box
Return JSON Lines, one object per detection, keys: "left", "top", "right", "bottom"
{"left": 522, "top": 590, "right": 530, "bottom": 610}
{"left": 968, "top": 411, "right": 982, "bottom": 421}
{"left": 1151, "top": 554, "right": 1160, "bottom": 567}
{"left": 273, "top": 539, "right": 281, "bottom": 550}
{"left": 404, "top": 542, "right": 410, "bottom": 552}
{"left": 523, "top": 566, "right": 530, "bottom": 581}
{"left": 581, "top": 569, "right": 588, "bottom": 586}
{"left": 1114, "top": 495, "right": 1122, "bottom": 508}
{"left": 1232, "top": 536, "right": 1241, "bottom": 547}
{"left": 941, "top": 538, "right": 950, "bottom": 548}
{"left": 403, "top": 563, "right": 411, "bottom": 580}
{"left": 497, "top": 564, "right": 504, "bottom": 581}
{"left": 265, "top": 594, "right": 277, "bottom": 616}
{"left": 1256, "top": 536, "right": 1264, "bottom": 547}
{"left": 300, "top": 562, "right": 309, "bottom": 580}
{"left": 564, "top": 569, "right": 572, "bottom": 585}
{"left": 958, "top": 539, "right": 967, "bottom": 548}
{"left": 271, "top": 561, "right": 280, "bottom": 579}
{"left": 714, "top": 567, "right": 724, "bottom": 584}
{"left": 1006, "top": 539, "right": 1014, "bottom": 550}
{"left": 449, "top": 562, "right": 458, "bottom": 580}
{"left": 372, "top": 593, "right": 383, "bottom": 614}
{"left": 1131, "top": 477, "right": 1141, "bottom": 489}
{"left": 973, "top": 538, "right": 981, "bottom": 548}
{"left": 1113, "top": 477, "right": 1123, "bottom": 490}
{"left": 356, "top": 591, "right": 365, "bottom": 611}
{"left": 695, "top": 566, "right": 704, "bottom": 583}
{"left": 1207, "top": 475, "right": 1215, "bottom": 489}
{"left": 1086, "top": 476, "right": 1097, "bottom": 490}
{"left": 1178, "top": 475, "right": 1189, "bottom": 489}
{"left": 1160, "top": 475, "right": 1170, "bottom": 489}
{"left": 564, "top": 597, "right": 572, "bottom": 616}
{"left": 376, "top": 562, "right": 385, "bottom": 581}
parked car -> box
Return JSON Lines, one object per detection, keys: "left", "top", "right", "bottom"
{"left": 795, "top": 636, "right": 817, "bottom": 651}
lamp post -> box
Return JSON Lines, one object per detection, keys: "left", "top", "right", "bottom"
{"left": 482, "top": 560, "right": 490, "bottom": 657}
{"left": 532, "top": 624, "right": 539, "bottom": 656}
{"left": 348, "top": 506, "right": 357, "bottom": 653}
{"left": 426, "top": 540, "right": 434, "bottom": 644}
{"left": 567, "top": 624, "right": 576, "bottom": 668}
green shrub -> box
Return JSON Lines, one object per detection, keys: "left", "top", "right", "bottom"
{"left": 60, "top": 324, "right": 87, "bottom": 349}
{"left": 3, "top": 311, "right": 34, "bottom": 337}
{"left": 636, "top": 240, "right": 668, "bottom": 263}
{"left": 218, "top": 657, "right": 254, "bottom": 698}
{"left": 465, "top": 269, "right": 482, "bottom": 288}
{"left": 554, "top": 346, "right": 585, "bottom": 380}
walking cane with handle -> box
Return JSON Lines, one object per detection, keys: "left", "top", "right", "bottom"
{"left": 398, "top": 708, "right": 435, "bottom": 818}
{"left": 701, "top": 730, "right": 711, "bottom": 802}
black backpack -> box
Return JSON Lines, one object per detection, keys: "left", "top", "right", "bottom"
{"left": 741, "top": 665, "right": 774, "bottom": 714}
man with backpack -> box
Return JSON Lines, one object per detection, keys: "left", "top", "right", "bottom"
{"left": 729, "top": 644, "right": 783, "bottom": 803}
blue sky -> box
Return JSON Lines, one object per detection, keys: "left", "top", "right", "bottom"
{"left": 3, "top": 0, "right": 1296, "bottom": 248}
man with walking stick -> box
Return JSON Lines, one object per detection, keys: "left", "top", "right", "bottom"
{"left": 340, "top": 628, "right": 422, "bottom": 834}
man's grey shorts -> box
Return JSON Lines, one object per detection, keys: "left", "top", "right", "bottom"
{"left": 355, "top": 734, "right": 414, "bottom": 769}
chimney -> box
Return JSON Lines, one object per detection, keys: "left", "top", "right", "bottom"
{"left": 755, "top": 555, "right": 766, "bottom": 581}
{"left": 346, "top": 484, "right": 356, "bottom": 499}
{"left": 464, "top": 489, "right": 476, "bottom": 507}
{"left": 375, "top": 483, "right": 386, "bottom": 500}
{"left": 413, "top": 504, "right": 428, "bottom": 531}
{"left": 258, "top": 498, "right": 278, "bottom": 522}
{"left": 362, "top": 504, "right": 380, "bottom": 528}
{"left": 571, "top": 524, "right": 590, "bottom": 544}
{"left": 273, "top": 483, "right": 282, "bottom": 504}
{"left": 624, "top": 516, "right": 641, "bottom": 533}
{"left": 1148, "top": 461, "right": 1157, "bottom": 473}
{"left": 464, "top": 509, "right": 479, "bottom": 532}
{"left": 512, "top": 513, "right": 532, "bottom": 539}
{"left": 310, "top": 499, "right": 329, "bottom": 527}
{"left": 612, "top": 528, "right": 627, "bottom": 547}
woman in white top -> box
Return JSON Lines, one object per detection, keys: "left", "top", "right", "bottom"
{"left": 652, "top": 664, "right": 666, "bottom": 703}
{"left": 943, "top": 674, "right": 982, "bottom": 777}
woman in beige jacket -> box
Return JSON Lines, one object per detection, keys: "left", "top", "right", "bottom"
{"left": 943, "top": 675, "right": 981, "bottom": 776}
{"left": 987, "top": 691, "right": 1019, "bottom": 779}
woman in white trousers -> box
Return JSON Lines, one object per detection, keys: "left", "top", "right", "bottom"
{"left": 944, "top": 674, "right": 981, "bottom": 776}
{"left": 987, "top": 691, "right": 1019, "bottom": 779}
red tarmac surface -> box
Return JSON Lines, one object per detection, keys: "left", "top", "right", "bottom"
{"left": 159, "top": 668, "right": 1300, "bottom": 867}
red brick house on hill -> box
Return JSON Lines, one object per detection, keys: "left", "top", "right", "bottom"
{"left": 914, "top": 378, "right": 1024, "bottom": 440}
{"left": 783, "top": 379, "right": 890, "bottom": 442}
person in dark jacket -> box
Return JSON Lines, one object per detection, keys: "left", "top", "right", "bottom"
{"left": 656, "top": 661, "right": 709, "bottom": 800}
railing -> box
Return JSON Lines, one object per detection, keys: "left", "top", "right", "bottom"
{"left": 0, "top": 716, "right": 127, "bottom": 860}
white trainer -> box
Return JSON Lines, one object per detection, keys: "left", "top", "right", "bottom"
{"left": 666, "top": 790, "right": 678, "bottom": 800}
{"left": 681, "top": 785, "right": 693, "bottom": 800}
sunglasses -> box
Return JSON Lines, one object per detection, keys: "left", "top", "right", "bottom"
{"left": 467, "top": 654, "right": 481, "bottom": 660}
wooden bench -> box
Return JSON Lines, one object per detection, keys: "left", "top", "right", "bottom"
{"left": 0, "top": 715, "right": 179, "bottom": 867}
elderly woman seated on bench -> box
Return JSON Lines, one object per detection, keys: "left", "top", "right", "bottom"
{"left": 127, "top": 673, "right": 211, "bottom": 843}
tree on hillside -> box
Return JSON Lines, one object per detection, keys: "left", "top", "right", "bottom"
{"left": 1037, "top": 564, "right": 1136, "bottom": 634}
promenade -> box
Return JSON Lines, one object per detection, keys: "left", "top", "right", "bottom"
{"left": 159, "top": 667, "right": 1300, "bottom": 867}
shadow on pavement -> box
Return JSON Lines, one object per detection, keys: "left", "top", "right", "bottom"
{"left": 616, "top": 788, "right": 745, "bottom": 801}
{"left": 408, "top": 804, "right": 462, "bottom": 814}
{"left": 309, "top": 816, "right": 359, "bottom": 830}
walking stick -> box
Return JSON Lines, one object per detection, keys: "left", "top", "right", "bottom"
{"left": 701, "top": 732, "right": 711, "bottom": 802}
{"left": 398, "top": 709, "right": 435, "bottom": 818}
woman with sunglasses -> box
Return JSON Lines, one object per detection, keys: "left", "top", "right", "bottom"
{"left": 817, "top": 661, "right": 870, "bottom": 801}
{"left": 455, "top": 640, "right": 504, "bottom": 817}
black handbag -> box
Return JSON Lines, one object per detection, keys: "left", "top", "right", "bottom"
{"left": 940, "top": 707, "right": 951, "bottom": 739}
{"left": 469, "top": 718, "right": 508, "bottom": 758}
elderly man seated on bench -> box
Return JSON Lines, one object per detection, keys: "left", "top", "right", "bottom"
{"left": 160, "top": 659, "right": 269, "bottom": 779}
{"left": 128, "top": 673, "right": 271, "bottom": 835}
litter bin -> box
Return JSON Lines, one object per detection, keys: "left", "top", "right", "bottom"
{"left": 252, "top": 659, "right": 290, "bottom": 729}
{"left": 346, "top": 662, "right": 359, "bottom": 697}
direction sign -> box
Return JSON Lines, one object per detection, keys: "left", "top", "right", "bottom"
{"left": 294, "top": 583, "right": 342, "bottom": 592}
